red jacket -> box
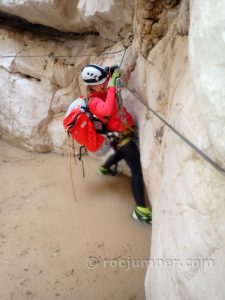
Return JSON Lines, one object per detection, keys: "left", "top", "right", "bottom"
{"left": 88, "top": 87, "right": 134, "bottom": 132}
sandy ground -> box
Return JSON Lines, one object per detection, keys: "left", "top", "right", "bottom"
{"left": 0, "top": 139, "right": 151, "bottom": 300}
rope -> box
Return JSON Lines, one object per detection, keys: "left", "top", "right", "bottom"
{"left": 2, "top": 33, "right": 223, "bottom": 177}
{"left": 67, "top": 134, "right": 77, "bottom": 202}
{"left": 72, "top": 138, "right": 77, "bottom": 166}
{"left": 119, "top": 41, "right": 132, "bottom": 67}
{"left": 125, "top": 88, "right": 225, "bottom": 177}
{"left": 0, "top": 43, "right": 132, "bottom": 59}
{"left": 115, "top": 43, "right": 225, "bottom": 177}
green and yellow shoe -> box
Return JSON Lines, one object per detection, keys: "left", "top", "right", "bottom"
{"left": 97, "top": 166, "right": 116, "bottom": 176}
{"left": 132, "top": 206, "right": 152, "bottom": 224}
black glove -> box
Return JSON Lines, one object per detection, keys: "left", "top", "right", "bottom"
{"left": 109, "top": 65, "right": 120, "bottom": 76}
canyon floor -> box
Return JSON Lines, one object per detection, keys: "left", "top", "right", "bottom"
{"left": 0, "top": 139, "right": 151, "bottom": 300}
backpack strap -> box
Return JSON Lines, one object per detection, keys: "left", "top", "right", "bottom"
{"left": 85, "top": 97, "right": 107, "bottom": 134}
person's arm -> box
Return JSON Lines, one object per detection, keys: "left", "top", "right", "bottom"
{"left": 89, "top": 87, "right": 117, "bottom": 116}
{"left": 89, "top": 68, "right": 121, "bottom": 116}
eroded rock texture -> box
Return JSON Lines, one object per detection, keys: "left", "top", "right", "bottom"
{"left": 0, "top": 0, "right": 225, "bottom": 299}
{"left": 0, "top": 0, "right": 134, "bottom": 40}
{"left": 138, "top": 1, "right": 225, "bottom": 299}
{"left": 0, "top": 26, "right": 113, "bottom": 152}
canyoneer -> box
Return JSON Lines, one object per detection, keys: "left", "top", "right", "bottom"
{"left": 80, "top": 64, "right": 152, "bottom": 224}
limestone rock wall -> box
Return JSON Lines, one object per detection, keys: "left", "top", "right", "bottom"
{"left": 0, "top": 0, "right": 225, "bottom": 299}
{"left": 138, "top": 1, "right": 225, "bottom": 299}
{"left": 0, "top": 0, "right": 134, "bottom": 41}
{"left": 189, "top": 0, "right": 225, "bottom": 160}
{"left": 0, "top": 0, "right": 135, "bottom": 152}
{"left": 0, "top": 26, "right": 114, "bottom": 152}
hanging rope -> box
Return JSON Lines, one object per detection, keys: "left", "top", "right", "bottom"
{"left": 66, "top": 134, "right": 77, "bottom": 202}
{"left": 119, "top": 41, "right": 132, "bottom": 67}
{"left": 0, "top": 43, "right": 132, "bottom": 59}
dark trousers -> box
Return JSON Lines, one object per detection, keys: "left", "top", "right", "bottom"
{"left": 103, "top": 140, "right": 146, "bottom": 207}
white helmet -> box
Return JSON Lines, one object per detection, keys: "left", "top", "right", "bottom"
{"left": 81, "top": 64, "right": 109, "bottom": 85}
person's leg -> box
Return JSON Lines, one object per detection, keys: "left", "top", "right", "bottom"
{"left": 119, "top": 141, "right": 152, "bottom": 224}
{"left": 102, "top": 150, "right": 123, "bottom": 169}
{"left": 98, "top": 150, "right": 123, "bottom": 175}
{"left": 119, "top": 141, "right": 146, "bottom": 206}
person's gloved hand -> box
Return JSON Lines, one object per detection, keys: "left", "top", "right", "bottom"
{"left": 108, "top": 68, "right": 121, "bottom": 87}
{"left": 109, "top": 65, "right": 120, "bottom": 76}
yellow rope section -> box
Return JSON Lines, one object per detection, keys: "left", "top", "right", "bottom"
{"left": 67, "top": 134, "right": 77, "bottom": 202}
